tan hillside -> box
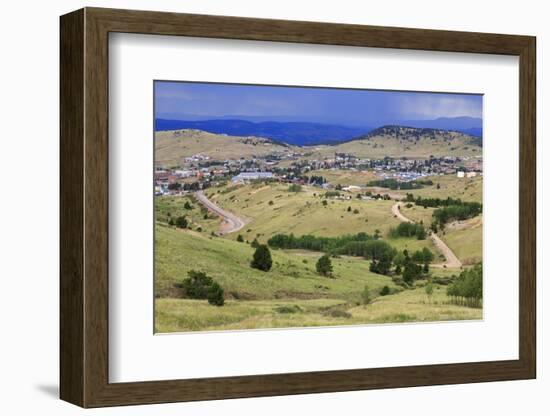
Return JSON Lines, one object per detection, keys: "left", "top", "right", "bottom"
{"left": 307, "top": 126, "right": 482, "bottom": 159}
{"left": 155, "top": 129, "right": 295, "bottom": 167}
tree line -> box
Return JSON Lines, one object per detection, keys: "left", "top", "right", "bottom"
{"left": 267, "top": 232, "right": 379, "bottom": 255}
{"left": 367, "top": 178, "right": 433, "bottom": 190}
{"left": 447, "top": 263, "right": 482, "bottom": 308}
{"left": 388, "top": 222, "right": 427, "bottom": 240}
{"left": 406, "top": 194, "right": 483, "bottom": 229}
{"left": 268, "top": 232, "right": 434, "bottom": 282}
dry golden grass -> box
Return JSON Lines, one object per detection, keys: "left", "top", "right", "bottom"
{"left": 155, "top": 129, "right": 294, "bottom": 167}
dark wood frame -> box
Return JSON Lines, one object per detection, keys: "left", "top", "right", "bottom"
{"left": 60, "top": 7, "right": 536, "bottom": 408}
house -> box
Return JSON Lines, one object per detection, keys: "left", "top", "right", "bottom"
{"left": 457, "top": 171, "right": 465, "bottom": 178}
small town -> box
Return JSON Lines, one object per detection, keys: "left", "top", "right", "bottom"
{"left": 154, "top": 150, "right": 482, "bottom": 196}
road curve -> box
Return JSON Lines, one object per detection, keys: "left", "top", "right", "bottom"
{"left": 391, "top": 202, "right": 462, "bottom": 269}
{"left": 195, "top": 191, "right": 246, "bottom": 235}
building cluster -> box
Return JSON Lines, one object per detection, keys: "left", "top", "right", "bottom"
{"left": 155, "top": 149, "right": 483, "bottom": 196}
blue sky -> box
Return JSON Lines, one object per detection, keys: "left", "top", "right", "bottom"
{"left": 155, "top": 81, "right": 482, "bottom": 127}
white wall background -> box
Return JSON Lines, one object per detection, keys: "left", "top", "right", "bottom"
{"left": 0, "top": 0, "right": 545, "bottom": 414}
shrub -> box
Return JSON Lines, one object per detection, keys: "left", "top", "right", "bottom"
{"left": 207, "top": 282, "right": 225, "bottom": 306}
{"left": 316, "top": 255, "right": 333, "bottom": 277}
{"left": 180, "top": 270, "right": 225, "bottom": 306}
{"left": 236, "top": 234, "right": 244, "bottom": 242}
{"left": 184, "top": 201, "right": 193, "bottom": 210}
{"left": 324, "top": 309, "right": 352, "bottom": 318}
{"left": 288, "top": 184, "right": 302, "bottom": 192}
{"left": 425, "top": 282, "right": 434, "bottom": 303}
{"left": 324, "top": 191, "right": 341, "bottom": 198}
{"left": 181, "top": 270, "right": 214, "bottom": 299}
{"left": 274, "top": 305, "right": 302, "bottom": 314}
{"left": 175, "top": 215, "right": 188, "bottom": 229}
{"left": 251, "top": 244, "right": 273, "bottom": 271}
{"left": 380, "top": 285, "right": 391, "bottom": 296}
{"left": 361, "top": 285, "right": 371, "bottom": 305}
{"left": 251, "top": 238, "right": 260, "bottom": 248}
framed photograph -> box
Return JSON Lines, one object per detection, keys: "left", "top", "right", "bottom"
{"left": 60, "top": 7, "right": 536, "bottom": 408}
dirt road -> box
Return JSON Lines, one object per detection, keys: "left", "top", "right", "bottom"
{"left": 391, "top": 202, "right": 462, "bottom": 269}
{"left": 195, "top": 191, "right": 246, "bottom": 235}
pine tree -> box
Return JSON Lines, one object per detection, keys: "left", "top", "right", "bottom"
{"left": 251, "top": 244, "right": 273, "bottom": 271}
{"left": 316, "top": 255, "right": 333, "bottom": 277}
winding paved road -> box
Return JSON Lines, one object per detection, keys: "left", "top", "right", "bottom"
{"left": 195, "top": 191, "right": 246, "bottom": 235}
{"left": 392, "top": 202, "right": 462, "bottom": 269}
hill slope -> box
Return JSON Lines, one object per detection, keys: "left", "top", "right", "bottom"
{"left": 308, "top": 126, "right": 482, "bottom": 159}
{"left": 155, "top": 129, "right": 293, "bottom": 167}
{"left": 155, "top": 125, "right": 483, "bottom": 167}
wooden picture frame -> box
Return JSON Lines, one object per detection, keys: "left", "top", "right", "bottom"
{"left": 60, "top": 7, "right": 536, "bottom": 408}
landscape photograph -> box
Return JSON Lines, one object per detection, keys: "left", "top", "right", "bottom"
{"left": 154, "top": 81, "right": 483, "bottom": 333}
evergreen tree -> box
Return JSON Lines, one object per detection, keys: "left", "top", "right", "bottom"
{"left": 316, "top": 255, "right": 333, "bottom": 277}
{"left": 251, "top": 244, "right": 273, "bottom": 271}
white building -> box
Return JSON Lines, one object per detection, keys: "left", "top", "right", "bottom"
{"left": 232, "top": 172, "right": 274, "bottom": 183}
{"left": 342, "top": 185, "right": 362, "bottom": 192}
{"left": 457, "top": 171, "right": 465, "bottom": 178}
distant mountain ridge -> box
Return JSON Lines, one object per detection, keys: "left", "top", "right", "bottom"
{"left": 155, "top": 116, "right": 482, "bottom": 146}
{"left": 155, "top": 119, "right": 370, "bottom": 146}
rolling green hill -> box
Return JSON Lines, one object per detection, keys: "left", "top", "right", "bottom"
{"left": 208, "top": 182, "right": 436, "bottom": 253}
{"left": 155, "top": 224, "right": 399, "bottom": 300}
{"left": 154, "top": 225, "right": 481, "bottom": 332}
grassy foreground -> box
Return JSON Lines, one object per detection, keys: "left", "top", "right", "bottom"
{"left": 155, "top": 225, "right": 481, "bottom": 333}
{"left": 156, "top": 286, "right": 482, "bottom": 333}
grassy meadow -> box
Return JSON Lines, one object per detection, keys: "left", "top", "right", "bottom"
{"left": 155, "top": 225, "right": 481, "bottom": 332}
{"left": 155, "top": 177, "right": 482, "bottom": 333}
